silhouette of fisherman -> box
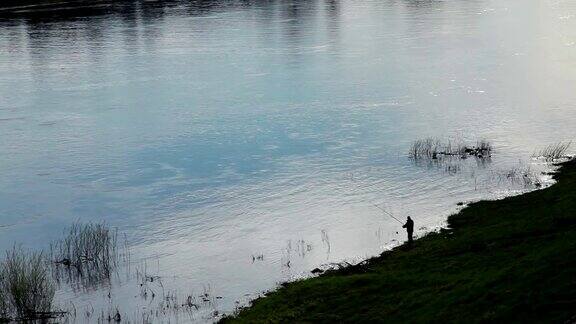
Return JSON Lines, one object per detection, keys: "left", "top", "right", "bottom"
{"left": 402, "top": 216, "right": 414, "bottom": 244}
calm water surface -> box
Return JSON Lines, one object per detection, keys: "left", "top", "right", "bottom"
{"left": 0, "top": 0, "right": 575, "bottom": 321}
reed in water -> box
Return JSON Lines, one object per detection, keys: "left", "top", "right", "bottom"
{"left": 533, "top": 142, "right": 571, "bottom": 161}
{"left": 51, "top": 222, "right": 119, "bottom": 285}
{"left": 0, "top": 247, "right": 57, "bottom": 322}
{"left": 409, "top": 137, "right": 492, "bottom": 160}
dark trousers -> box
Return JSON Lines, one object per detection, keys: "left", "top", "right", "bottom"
{"left": 407, "top": 231, "right": 413, "bottom": 243}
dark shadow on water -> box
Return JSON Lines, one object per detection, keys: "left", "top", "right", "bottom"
{"left": 0, "top": 0, "right": 345, "bottom": 68}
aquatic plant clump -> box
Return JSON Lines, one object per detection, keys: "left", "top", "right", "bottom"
{"left": 0, "top": 274, "right": 7, "bottom": 322}
{"left": 51, "top": 222, "right": 119, "bottom": 283}
{"left": 408, "top": 138, "right": 441, "bottom": 159}
{"left": 0, "top": 247, "right": 56, "bottom": 321}
{"left": 534, "top": 142, "right": 572, "bottom": 161}
{"left": 493, "top": 164, "right": 541, "bottom": 188}
{"left": 476, "top": 139, "right": 492, "bottom": 154}
{"left": 409, "top": 137, "right": 492, "bottom": 160}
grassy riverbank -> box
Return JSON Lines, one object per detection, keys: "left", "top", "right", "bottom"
{"left": 224, "top": 159, "right": 576, "bottom": 323}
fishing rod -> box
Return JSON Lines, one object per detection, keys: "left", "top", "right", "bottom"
{"left": 344, "top": 170, "right": 404, "bottom": 225}
{"left": 371, "top": 203, "right": 404, "bottom": 225}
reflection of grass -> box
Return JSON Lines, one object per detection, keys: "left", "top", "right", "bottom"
{"left": 0, "top": 247, "right": 56, "bottom": 321}
{"left": 224, "top": 159, "right": 576, "bottom": 323}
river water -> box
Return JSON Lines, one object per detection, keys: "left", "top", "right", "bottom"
{"left": 0, "top": 0, "right": 575, "bottom": 322}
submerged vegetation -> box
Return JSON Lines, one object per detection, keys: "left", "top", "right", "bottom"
{"left": 1, "top": 221, "right": 220, "bottom": 322}
{"left": 0, "top": 222, "right": 121, "bottom": 322}
{"left": 1, "top": 140, "right": 573, "bottom": 322}
{"left": 51, "top": 222, "right": 121, "bottom": 287}
{"left": 533, "top": 141, "right": 572, "bottom": 161}
{"left": 223, "top": 158, "right": 576, "bottom": 323}
{"left": 409, "top": 137, "right": 492, "bottom": 160}
{"left": 408, "top": 138, "right": 553, "bottom": 190}
{"left": 492, "top": 164, "right": 541, "bottom": 188}
{"left": 0, "top": 247, "right": 58, "bottom": 322}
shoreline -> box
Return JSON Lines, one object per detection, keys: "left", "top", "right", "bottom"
{"left": 223, "top": 158, "right": 576, "bottom": 323}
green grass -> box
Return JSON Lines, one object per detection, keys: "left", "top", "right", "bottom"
{"left": 224, "top": 159, "right": 576, "bottom": 323}
{"left": 0, "top": 247, "right": 55, "bottom": 321}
